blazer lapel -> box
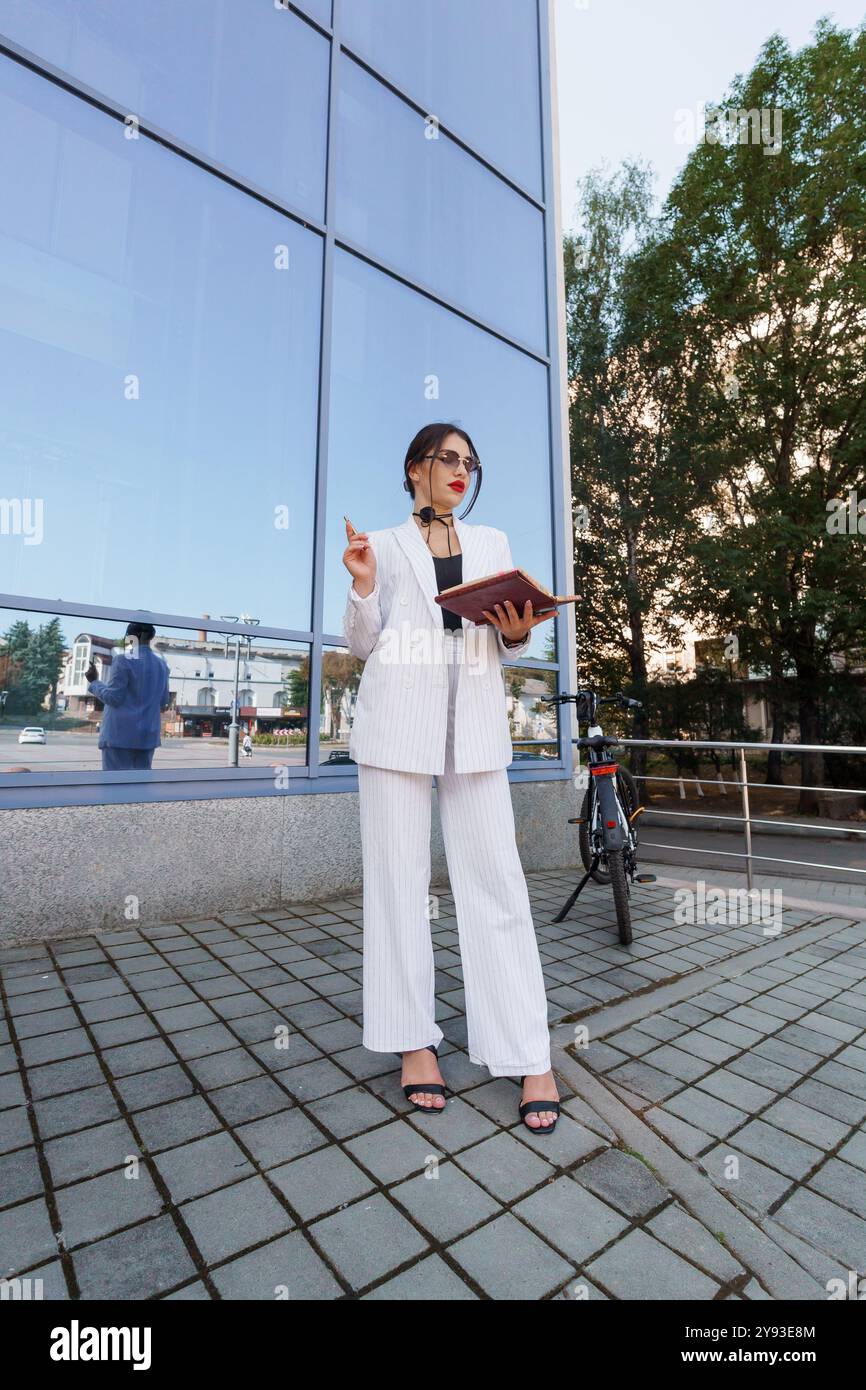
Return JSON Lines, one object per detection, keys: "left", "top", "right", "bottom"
{"left": 393, "top": 510, "right": 483, "bottom": 628}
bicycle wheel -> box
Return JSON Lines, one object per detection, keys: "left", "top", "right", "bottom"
{"left": 577, "top": 767, "right": 639, "bottom": 885}
{"left": 608, "top": 849, "right": 633, "bottom": 944}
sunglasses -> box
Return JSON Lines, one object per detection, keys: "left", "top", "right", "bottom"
{"left": 422, "top": 450, "right": 481, "bottom": 474}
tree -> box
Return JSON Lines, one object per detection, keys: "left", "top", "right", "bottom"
{"left": 321, "top": 651, "right": 357, "bottom": 742}
{"left": 2, "top": 620, "right": 32, "bottom": 671}
{"left": 657, "top": 21, "right": 866, "bottom": 812}
{"left": 286, "top": 664, "right": 309, "bottom": 716}
{"left": 2, "top": 618, "right": 65, "bottom": 715}
{"left": 565, "top": 162, "right": 710, "bottom": 798}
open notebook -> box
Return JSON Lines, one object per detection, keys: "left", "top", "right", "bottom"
{"left": 435, "top": 568, "right": 578, "bottom": 625}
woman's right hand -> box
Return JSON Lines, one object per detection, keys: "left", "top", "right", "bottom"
{"left": 342, "top": 517, "right": 377, "bottom": 596}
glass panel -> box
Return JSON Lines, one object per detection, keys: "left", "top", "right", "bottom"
{"left": 324, "top": 250, "right": 554, "bottom": 661}
{"left": 0, "top": 57, "right": 321, "bottom": 629}
{"left": 341, "top": 0, "right": 542, "bottom": 197}
{"left": 294, "top": 0, "right": 331, "bottom": 26}
{"left": 335, "top": 55, "right": 546, "bottom": 351}
{"left": 319, "top": 644, "right": 360, "bottom": 766}
{"left": 0, "top": 0, "right": 329, "bottom": 214}
{"left": 0, "top": 607, "right": 309, "bottom": 775}
{"left": 505, "top": 664, "right": 560, "bottom": 761}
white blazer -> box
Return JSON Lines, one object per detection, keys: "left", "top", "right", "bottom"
{"left": 342, "top": 510, "right": 532, "bottom": 775}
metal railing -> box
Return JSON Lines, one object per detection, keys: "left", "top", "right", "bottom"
{"left": 573, "top": 737, "right": 866, "bottom": 890}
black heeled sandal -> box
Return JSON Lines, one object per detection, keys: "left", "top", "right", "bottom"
{"left": 518, "top": 1074, "right": 560, "bottom": 1134}
{"left": 398, "top": 1043, "right": 447, "bottom": 1115}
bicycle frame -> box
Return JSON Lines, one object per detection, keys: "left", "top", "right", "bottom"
{"left": 549, "top": 686, "right": 652, "bottom": 938}
{"left": 582, "top": 736, "right": 634, "bottom": 862}
{"left": 589, "top": 762, "right": 627, "bottom": 853}
{"left": 579, "top": 697, "right": 636, "bottom": 863}
{"left": 554, "top": 687, "right": 644, "bottom": 874}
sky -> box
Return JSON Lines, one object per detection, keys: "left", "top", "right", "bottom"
{"left": 554, "top": 0, "right": 866, "bottom": 230}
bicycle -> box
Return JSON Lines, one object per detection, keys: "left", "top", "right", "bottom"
{"left": 547, "top": 689, "right": 654, "bottom": 944}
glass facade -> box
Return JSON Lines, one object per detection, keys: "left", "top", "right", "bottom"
{"left": 0, "top": 0, "right": 330, "bottom": 212}
{"left": 334, "top": 53, "right": 547, "bottom": 351}
{"left": 0, "top": 57, "right": 322, "bottom": 630}
{"left": 341, "top": 0, "right": 543, "bottom": 196}
{"left": 0, "top": 0, "right": 568, "bottom": 806}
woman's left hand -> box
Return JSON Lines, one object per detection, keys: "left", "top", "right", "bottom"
{"left": 481, "top": 599, "right": 559, "bottom": 643}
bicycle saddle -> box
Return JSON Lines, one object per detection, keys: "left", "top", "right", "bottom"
{"left": 576, "top": 735, "right": 619, "bottom": 750}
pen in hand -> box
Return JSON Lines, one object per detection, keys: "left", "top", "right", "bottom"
{"left": 343, "top": 515, "right": 376, "bottom": 596}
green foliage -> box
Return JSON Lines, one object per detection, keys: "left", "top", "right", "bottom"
{"left": 565, "top": 22, "right": 866, "bottom": 811}
{"left": 819, "top": 672, "right": 866, "bottom": 788}
{"left": 286, "top": 667, "right": 308, "bottom": 712}
{"left": 660, "top": 22, "right": 866, "bottom": 663}
{"left": 2, "top": 617, "right": 65, "bottom": 715}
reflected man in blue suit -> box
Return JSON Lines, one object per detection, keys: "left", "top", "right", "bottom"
{"left": 85, "top": 622, "right": 171, "bottom": 772}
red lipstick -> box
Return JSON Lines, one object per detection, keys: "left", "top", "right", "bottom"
{"left": 448, "top": 481, "right": 465, "bottom": 492}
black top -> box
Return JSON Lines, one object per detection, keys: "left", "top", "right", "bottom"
{"left": 433, "top": 551, "right": 463, "bottom": 631}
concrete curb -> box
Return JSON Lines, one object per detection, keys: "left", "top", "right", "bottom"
{"left": 549, "top": 1044, "right": 827, "bottom": 1301}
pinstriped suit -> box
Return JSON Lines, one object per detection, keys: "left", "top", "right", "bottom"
{"left": 343, "top": 511, "right": 531, "bottom": 773}
{"left": 342, "top": 511, "right": 552, "bottom": 1077}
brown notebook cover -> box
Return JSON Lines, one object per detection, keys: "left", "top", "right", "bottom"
{"left": 435, "top": 568, "right": 578, "bottom": 625}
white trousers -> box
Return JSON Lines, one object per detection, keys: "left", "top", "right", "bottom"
{"left": 357, "top": 628, "right": 551, "bottom": 1077}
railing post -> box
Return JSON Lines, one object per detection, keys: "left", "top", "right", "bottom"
{"left": 738, "top": 745, "right": 754, "bottom": 890}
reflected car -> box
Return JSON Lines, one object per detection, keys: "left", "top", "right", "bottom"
{"left": 18, "top": 727, "right": 47, "bottom": 745}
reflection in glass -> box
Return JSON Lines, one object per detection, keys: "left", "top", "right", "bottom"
{"left": 0, "top": 57, "right": 322, "bottom": 630}
{"left": 341, "top": 0, "right": 542, "bottom": 197}
{"left": 504, "top": 663, "right": 560, "bottom": 761}
{"left": 324, "top": 250, "right": 554, "bottom": 660}
{"left": 319, "top": 645, "right": 362, "bottom": 766}
{"left": 0, "top": 0, "right": 329, "bottom": 214}
{"left": 0, "top": 607, "right": 309, "bottom": 774}
{"left": 336, "top": 55, "right": 546, "bottom": 352}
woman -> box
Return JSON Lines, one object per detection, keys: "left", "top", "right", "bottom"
{"left": 341, "top": 423, "right": 561, "bottom": 1132}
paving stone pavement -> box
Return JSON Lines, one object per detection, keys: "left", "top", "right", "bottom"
{"left": 554, "top": 866, "right": 866, "bottom": 1297}
{"left": 0, "top": 867, "right": 862, "bottom": 1299}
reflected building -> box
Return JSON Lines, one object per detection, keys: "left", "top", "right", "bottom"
{"left": 58, "top": 634, "right": 117, "bottom": 718}
{"left": 58, "top": 632, "right": 311, "bottom": 739}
